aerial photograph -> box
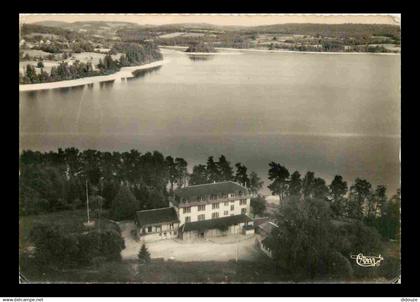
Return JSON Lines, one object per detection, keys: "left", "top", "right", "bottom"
{"left": 19, "top": 14, "right": 401, "bottom": 283}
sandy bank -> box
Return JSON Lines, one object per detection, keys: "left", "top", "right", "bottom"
{"left": 19, "top": 60, "right": 167, "bottom": 92}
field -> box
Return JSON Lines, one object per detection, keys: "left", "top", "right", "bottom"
{"left": 19, "top": 52, "right": 123, "bottom": 75}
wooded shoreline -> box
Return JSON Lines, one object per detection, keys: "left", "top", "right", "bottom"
{"left": 19, "top": 60, "right": 167, "bottom": 92}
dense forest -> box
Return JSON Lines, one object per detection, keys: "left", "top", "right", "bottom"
{"left": 19, "top": 149, "right": 262, "bottom": 220}
{"left": 265, "top": 162, "right": 400, "bottom": 240}
{"left": 264, "top": 161, "right": 400, "bottom": 280}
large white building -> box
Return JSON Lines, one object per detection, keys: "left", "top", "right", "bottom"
{"left": 135, "top": 181, "right": 254, "bottom": 241}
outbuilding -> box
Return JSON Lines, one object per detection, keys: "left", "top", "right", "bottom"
{"left": 135, "top": 207, "right": 180, "bottom": 242}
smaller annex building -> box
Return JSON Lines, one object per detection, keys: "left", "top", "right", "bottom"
{"left": 255, "top": 219, "right": 278, "bottom": 258}
{"left": 135, "top": 207, "right": 180, "bottom": 242}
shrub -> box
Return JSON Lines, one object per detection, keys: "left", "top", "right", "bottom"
{"left": 30, "top": 222, "right": 125, "bottom": 268}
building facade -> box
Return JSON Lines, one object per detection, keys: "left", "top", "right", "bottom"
{"left": 171, "top": 181, "right": 254, "bottom": 240}
{"left": 172, "top": 181, "right": 251, "bottom": 224}
{"left": 135, "top": 207, "right": 180, "bottom": 242}
{"left": 135, "top": 181, "right": 255, "bottom": 241}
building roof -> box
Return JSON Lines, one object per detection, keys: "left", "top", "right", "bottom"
{"left": 257, "top": 221, "right": 279, "bottom": 236}
{"left": 253, "top": 217, "right": 270, "bottom": 227}
{"left": 174, "top": 181, "right": 249, "bottom": 201}
{"left": 135, "top": 207, "right": 179, "bottom": 228}
{"left": 183, "top": 214, "right": 252, "bottom": 232}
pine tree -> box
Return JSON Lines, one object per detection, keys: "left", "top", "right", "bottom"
{"left": 288, "top": 171, "right": 302, "bottom": 197}
{"left": 206, "top": 156, "right": 220, "bottom": 183}
{"left": 249, "top": 171, "right": 264, "bottom": 195}
{"left": 235, "top": 162, "right": 250, "bottom": 187}
{"left": 189, "top": 164, "right": 208, "bottom": 185}
{"left": 138, "top": 243, "right": 151, "bottom": 264}
{"left": 216, "top": 155, "right": 234, "bottom": 181}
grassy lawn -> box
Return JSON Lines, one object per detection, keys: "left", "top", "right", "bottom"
{"left": 19, "top": 209, "right": 116, "bottom": 251}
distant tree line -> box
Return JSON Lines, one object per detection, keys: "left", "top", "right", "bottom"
{"left": 21, "top": 24, "right": 81, "bottom": 41}
{"left": 267, "top": 40, "right": 397, "bottom": 53}
{"left": 243, "top": 23, "right": 400, "bottom": 41}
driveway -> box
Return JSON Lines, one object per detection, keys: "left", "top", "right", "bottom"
{"left": 119, "top": 221, "right": 260, "bottom": 262}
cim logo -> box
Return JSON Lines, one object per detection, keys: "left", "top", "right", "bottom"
{"left": 350, "top": 253, "right": 384, "bottom": 267}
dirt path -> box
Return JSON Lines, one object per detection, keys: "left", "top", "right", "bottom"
{"left": 119, "top": 222, "right": 260, "bottom": 262}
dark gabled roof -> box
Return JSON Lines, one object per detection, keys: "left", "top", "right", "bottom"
{"left": 254, "top": 217, "right": 270, "bottom": 227}
{"left": 183, "top": 214, "right": 252, "bottom": 232}
{"left": 174, "top": 181, "right": 249, "bottom": 200}
{"left": 258, "top": 221, "right": 279, "bottom": 235}
{"left": 135, "top": 207, "right": 179, "bottom": 227}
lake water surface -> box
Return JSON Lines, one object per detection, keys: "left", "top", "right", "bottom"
{"left": 20, "top": 49, "right": 401, "bottom": 195}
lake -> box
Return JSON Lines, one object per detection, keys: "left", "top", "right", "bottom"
{"left": 19, "top": 49, "right": 401, "bottom": 195}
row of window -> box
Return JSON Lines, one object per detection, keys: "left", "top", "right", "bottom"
{"left": 181, "top": 192, "right": 248, "bottom": 203}
{"left": 143, "top": 229, "right": 177, "bottom": 237}
{"left": 184, "top": 208, "right": 247, "bottom": 223}
{"left": 143, "top": 223, "right": 175, "bottom": 234}
{"left": 183, "top": 199, "right": 248, "bottom": 213}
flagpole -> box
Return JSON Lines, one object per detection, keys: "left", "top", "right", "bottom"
{"left": 86, "top": 179, "right": 90, "bottom": 223}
